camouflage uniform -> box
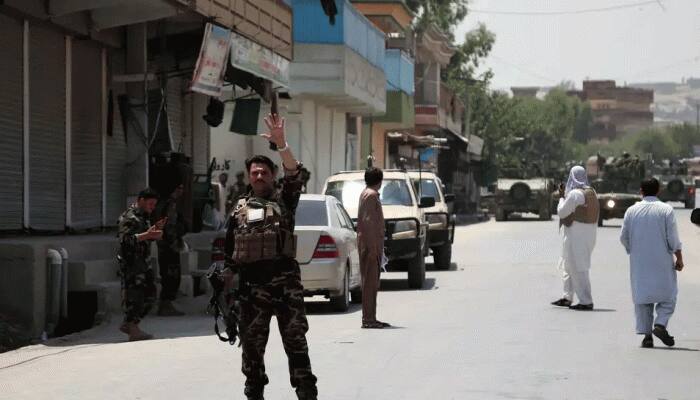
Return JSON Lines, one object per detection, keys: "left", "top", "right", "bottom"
{"left": 117, "top": 205, "right": 157, "bottom": 323}
{"left": 153, "top": 197, "right": 187, "bottom": 301}
{"left": 224, "top": 165, "right": 318, "bottom": 400}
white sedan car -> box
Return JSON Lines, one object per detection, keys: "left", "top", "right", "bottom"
{"left": 295, "top": 194, "right": 361, "bottom": 312}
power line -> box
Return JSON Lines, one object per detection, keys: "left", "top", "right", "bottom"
{"left": 470, "top": 0, "right": 661, "bottom": 16}
{"left": 488, "top": 55, "right": 559, "bottom": 84}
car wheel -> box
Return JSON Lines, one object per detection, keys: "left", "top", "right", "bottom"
{"left": 539, "top": 207, "right": 551, "bottom": 221}
{"left": 598, "top": 213, "right": 604, "bottom": 227}
{"left": 350, "top": 286, "right": 362, "bottom": 304}
{"left": 685, "top": 199, "right": 695, "bottom": 209}
{"left": 433, "top": 244, "right": 452, "bottom": 270}
{"left": 407, "top": 251, "right": 426, "bottom": 289}
{"left": 330, "top": 267, "right": 350, "bottom": 312}
{"left": 495, "top": 207, "right": 505, "bottom": 222}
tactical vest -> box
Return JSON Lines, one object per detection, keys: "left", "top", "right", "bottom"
{"left": 561, "top": 187, "right": 599, "bottom": 227}
{"left": 231, "top": 196, "right": 297, "bottom": 264}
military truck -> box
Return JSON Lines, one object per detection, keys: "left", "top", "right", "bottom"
{"left": 587, "top": 154, "right": 643, "bottom": 226}
{"left": 652, "top": 160, "right": 696, "bottom": 209}
{"left": 494, "top": 167, "right": 552, "bottom": 221}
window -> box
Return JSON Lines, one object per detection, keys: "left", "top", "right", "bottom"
{"left": 326, "top": 179, "right": 414, "bottom": 208}
{"left": 295, "top": 200, "right": 328, "bottom": 226}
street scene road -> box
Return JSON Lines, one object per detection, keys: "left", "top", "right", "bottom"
{"left": 1, "top": 207, "right": 698, "bottom": 400}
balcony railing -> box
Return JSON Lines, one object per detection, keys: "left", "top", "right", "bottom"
{"left": 384, "top": 49, "right": 414, "bottom": 95}
{"left": 293, "top": 0, "right": 386, "bottom": 69}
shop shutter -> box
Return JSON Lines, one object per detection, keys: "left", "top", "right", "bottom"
{"left": 28, "top": 23, "right": 65, "bottom": 231}
{"left": 105, "top": 50, "right": 128, "bottom": 225}
{"left": 0, "top": 15, "right": 24, "bottom": 230}
{"left": 167, "top": 77, "right": 183, "bottom": 152}
{"left": 70, "top": 40, "right": 102, "bottom": 229}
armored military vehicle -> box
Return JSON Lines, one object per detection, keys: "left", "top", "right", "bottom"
{"left": 587, "top": 154, "right": 643, "bottom": 226}
{"left": 494, "top": 167, "right": 552, "bottom": 221}
{"left": 652, "top": 160, "right": 696, "bottom": 209}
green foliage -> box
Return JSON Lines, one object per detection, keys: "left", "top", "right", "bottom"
{"left": 469, "top": 89, "right": 592, "bottom": 183}
{"left": 405, "top": 0, "right": 469, "bottom": 40}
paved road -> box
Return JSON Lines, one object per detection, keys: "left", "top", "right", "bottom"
{"left": 1, "top": 207, "right": 699, "bottom": 400}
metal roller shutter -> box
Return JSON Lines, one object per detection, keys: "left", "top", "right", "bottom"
{"left": 105, "top": 50, "right": 128, "bottom": 225}
{"left": 0, "top": 15, "right": 24, "bottom": 230}
{"left": 167, "top": 77, "right": 183, "bottom": 152}
{"left": 29, "top": 24, "right": 65, "bottom": 231}
{"left": 71, "top": 40, "right": 102, "bottom": 229}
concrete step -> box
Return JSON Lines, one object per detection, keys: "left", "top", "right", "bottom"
{"left": 68, "top": 259, "right": 119, "bottom": 291}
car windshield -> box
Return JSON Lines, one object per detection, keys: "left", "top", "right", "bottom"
{"left": 412, "top": 179, "right": 441, "bottom": 201}
{"left": 326, "top": 179, "right": 414, "bottom": 208}
{"left": 295, "top": 200, "right": 328, "bottom": 226}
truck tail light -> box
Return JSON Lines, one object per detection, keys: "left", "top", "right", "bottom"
{"left": 313, "top": 235, "right": 339, "bottom": 259}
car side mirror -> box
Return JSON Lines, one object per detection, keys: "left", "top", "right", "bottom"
{"left": 444, "top": 193, "right": 455, "bottom": 203}
{"left": 419, "top": 197, "right": 436, "bottom": 208}
{"left": 692, "top": 208, "right": 700, "bottom": 225}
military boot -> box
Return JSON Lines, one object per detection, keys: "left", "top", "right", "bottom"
{"left": 296, "top": 386, "right": 318, "bottom": 400}
{"left": 122, "top": 322, "right": 153, "bottom": 342}
{"left": 244, "top": 386, "right": 264, "bottom": 400}
{"left": 157, "top": 300, "right": 185, "bottom": 316}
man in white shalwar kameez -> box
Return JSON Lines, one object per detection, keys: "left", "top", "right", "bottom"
{"left": 551, "top": 166, "right": 599, "bottom": 311}
{"left": 620, "top": 178, "right": 684, "bottom": 348}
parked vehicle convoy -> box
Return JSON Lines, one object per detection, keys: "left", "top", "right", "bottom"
{"left": 210, "top": 194, "right": 361, "bottom": 311}
{"left": 324, "top": 170, "right": 434, "bottom": 289}
{"left": 407, "top": 171, "right": 455, "bottom": 269}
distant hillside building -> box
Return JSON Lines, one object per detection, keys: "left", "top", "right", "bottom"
{"left": 568, "top": 80, "right": 654, "bottom": 141}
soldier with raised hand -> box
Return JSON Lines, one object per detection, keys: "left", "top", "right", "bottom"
{"left": 224, "top": 113, "right": 317, "bottom": 400}
{"left": 117, "top": 188, "right": 165, "bottom": 341}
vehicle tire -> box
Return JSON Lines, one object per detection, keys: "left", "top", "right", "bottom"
{"left": 598, "top": 213, "right": 604, "bottom": 227}
{"left": 407, "top": 251, "right": 426, "bottom": 289}
{"left": 539, "top": 207, "right": 551, "bottom": 221}
{"left": 350, "top": 287, "right": 362, "bottom": 304}
{"left": 433, "top": 243, "right": 452, "bottom": 270}
{"left": 495, "top": 207, "right": 505, "bottom": 221}
{"left": 686, "top": 199, "right": 696, "bottom": 209}
{"left": 330, "top": 267, "right": 350, "bottom": 312}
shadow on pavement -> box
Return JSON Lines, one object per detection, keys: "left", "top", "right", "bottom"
{"left": 380, "top": 277, "right": 436, "bottom": 291}
{"left": 649, "top": 347, "right": 700, "bottom": 352}
{"left": 426, "top": 262, "right": 459, "bottom": 272}
{"left": 304, "top": 302, "right": 361, "bottom": 316}
{"left": 599, "top": 224, "right": 622, "bottom": 228}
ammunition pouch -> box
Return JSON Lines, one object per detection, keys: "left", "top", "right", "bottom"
{"left": 206, "top": 263, "right": 240, "bottom": 346}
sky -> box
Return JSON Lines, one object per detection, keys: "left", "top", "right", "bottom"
{"left": 455, "top": 0, "right": 700, "bottom": 90}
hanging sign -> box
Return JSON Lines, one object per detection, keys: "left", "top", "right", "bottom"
{"left": 190, "top": 23, "right": 232, "bottom": 97}
{"left": 230, "top": 32, "right": 290, "bottom": 88}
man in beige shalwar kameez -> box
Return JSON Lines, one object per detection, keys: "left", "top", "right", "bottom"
{"left": 356, "top": 167, "right": 390, "bottom": 329}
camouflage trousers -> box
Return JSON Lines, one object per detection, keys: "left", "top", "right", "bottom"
{"left": 120, "top": 264, "right": 156, "bottom": 324}
{"left": 157, "top": 243, "right": 181, "bottom": 301}
{"left": 238, "top": 262, "right": 317, "bottom": 397}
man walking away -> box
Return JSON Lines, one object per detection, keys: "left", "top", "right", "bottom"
{"left": 357, "top": 167, "right": 390, "bottom": 329}
{"left": 117, "top": 188, "right": 164, "bottom": 341}
{"left": 154, "top": 183, "right": 187, "bottom": 316}
{"left": 620, "top": 178, "right": 684, "bottom": 348}
{"left": 551, "top": 166, "right": 599, "bottom": 311}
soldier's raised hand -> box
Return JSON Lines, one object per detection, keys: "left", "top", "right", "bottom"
{"left": 261, "top": 113, "right": 286, "bottom": 148}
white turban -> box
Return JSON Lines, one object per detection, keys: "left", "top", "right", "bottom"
{"left": 565, "top": 165, "right": 589, "bottom": 196}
